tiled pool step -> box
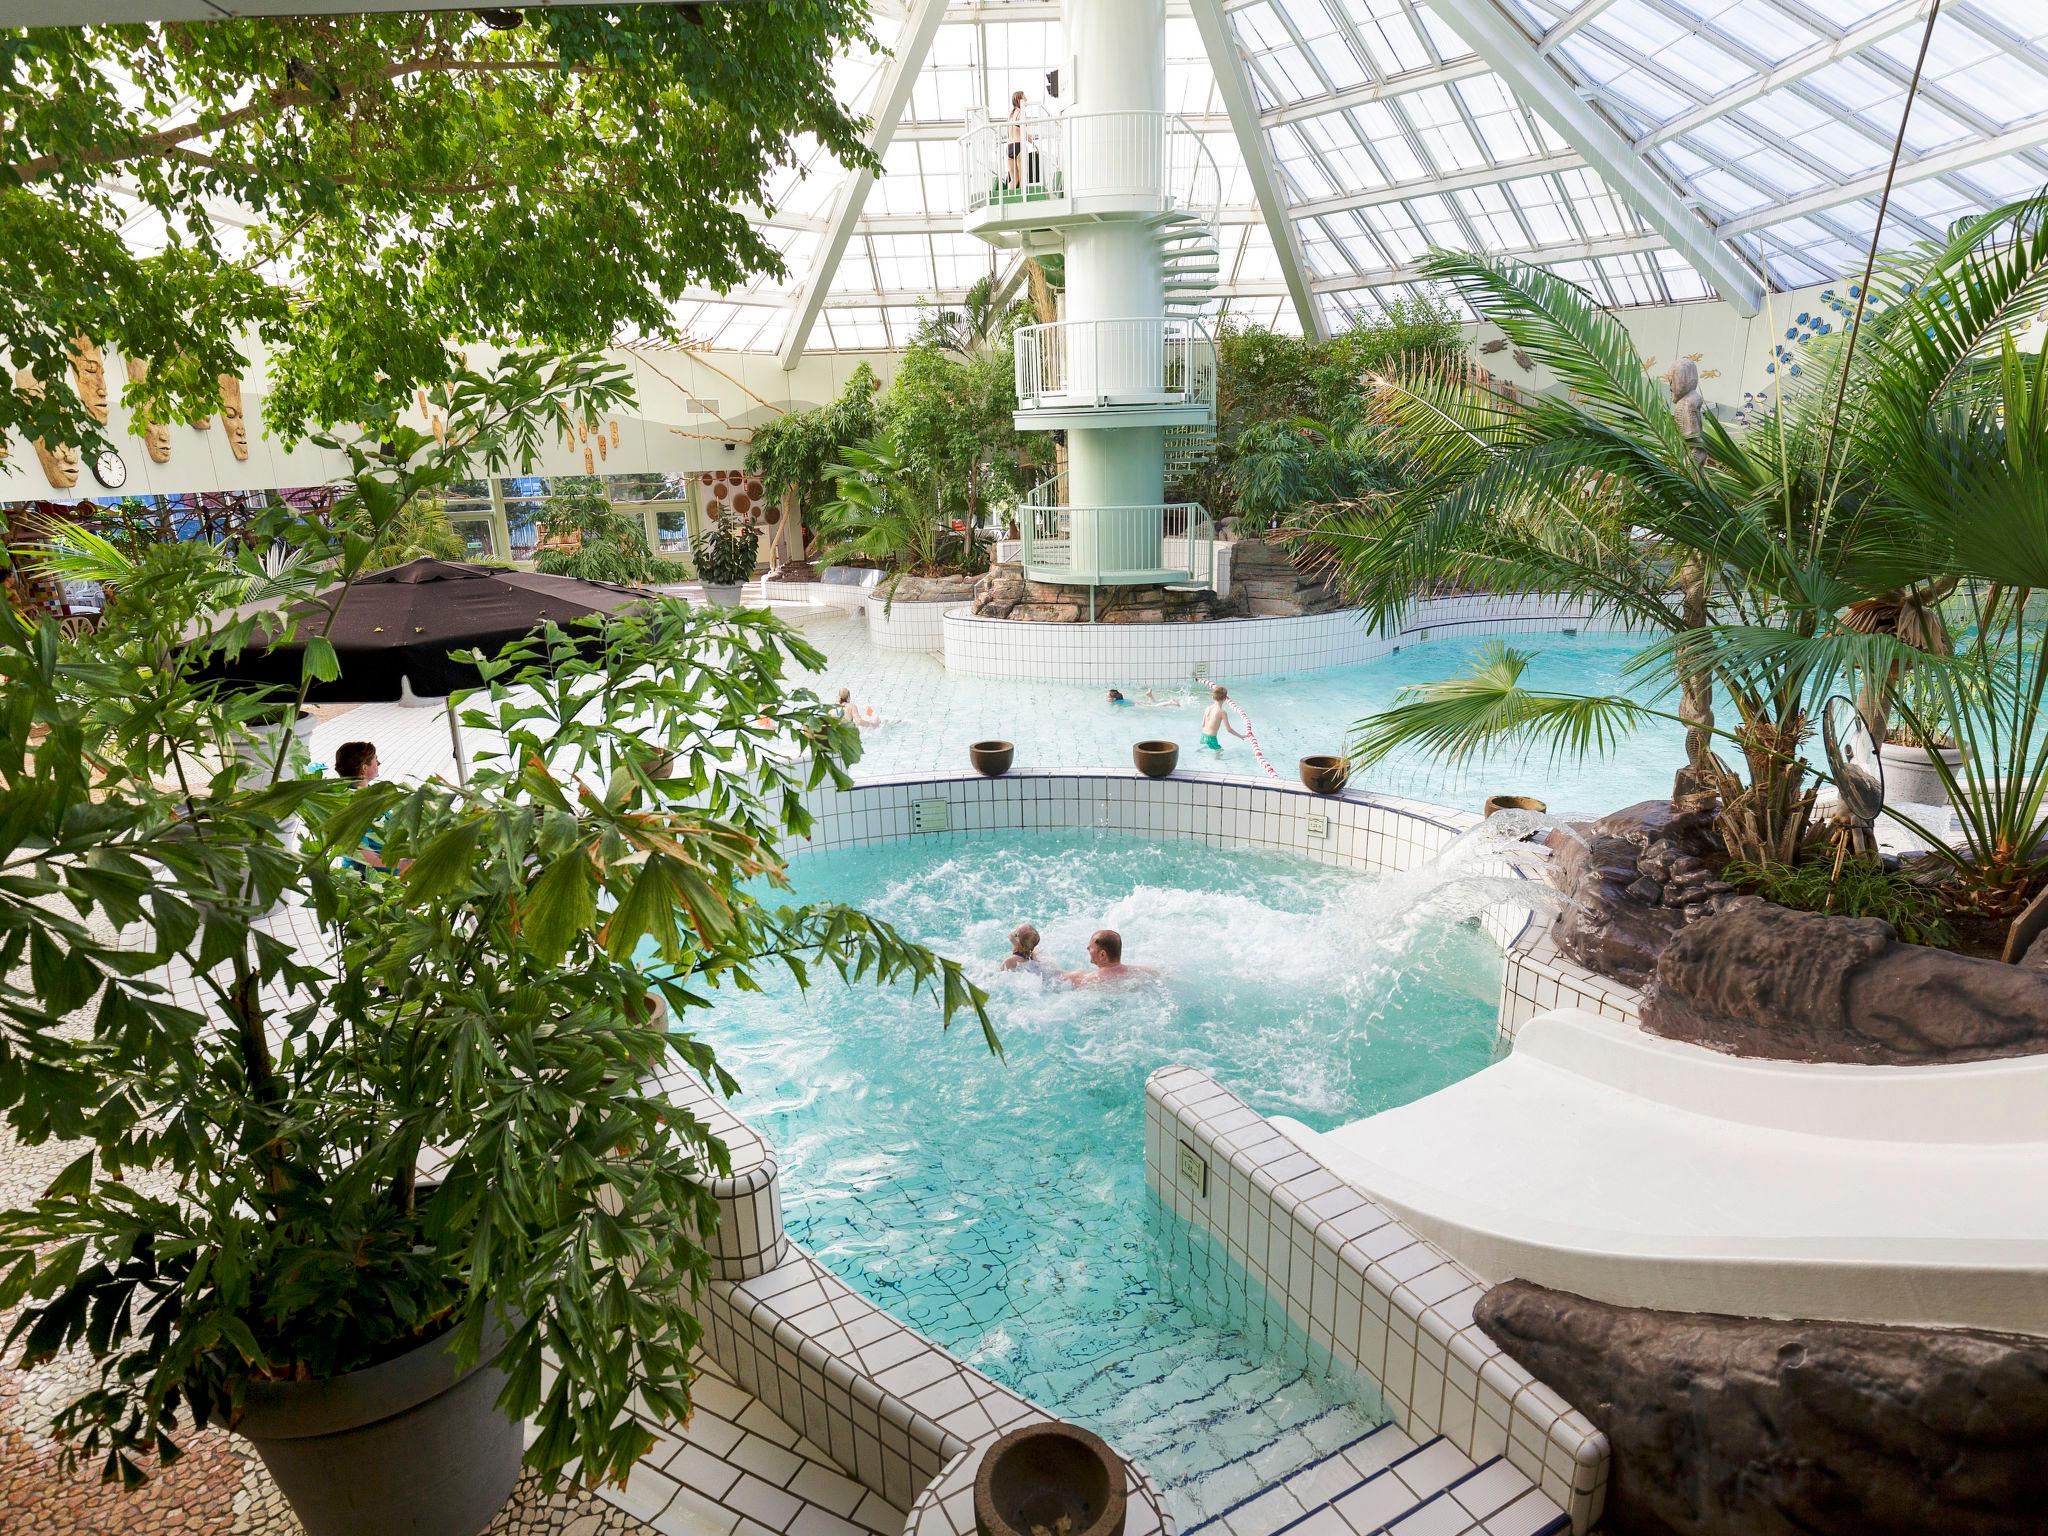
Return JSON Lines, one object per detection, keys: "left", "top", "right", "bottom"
{"left": 583, "top": 1351, "right": 910, "bottom": 1536}
{"left": 1184, "top": 1424, "right": 1567, "bottom": 1536}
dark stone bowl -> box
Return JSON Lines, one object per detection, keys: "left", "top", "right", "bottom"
{"left": 971, "top": 740, "right": 1015, "bottom": 777}
{"left": 1300, "top": 754, "right": 1349, "bottom": 795}
{"left": 1133, "top": 741, "right": 1178, "bottom": 779}
{"left": 1484, "top": 794, "right": 1548, "bottom": 819}
{"left": 974, "top": 1423, "right": 1126, "bottom": 1536}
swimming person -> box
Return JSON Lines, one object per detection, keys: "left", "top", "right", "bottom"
{"left": 838, "top": 687, "right": 881, "bottom": 729}
{"left": 1199, "top": 684, "right": 1247, "bottom": 753}
{"left": 1065, "top": 928, "right": 1157, "bottom": 987}
{"left": 1000, "top": 923, "right": 1054, "bottom": 976}
{"left": 1107, "top": 688, "right": 1182, "bottom": 708}
{"left": 1106, "top": 689, "right": 1135, "bottom": 707}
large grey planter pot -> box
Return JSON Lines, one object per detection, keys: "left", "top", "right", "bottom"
{"left": 236, "top": 1315, "right": 522, "bottom": 1536}
{"left": 1880, "top": 740, "right": 1964, "bottom": 807}
{"left": 700, "top": 582, "right": 746, "bottom": 607}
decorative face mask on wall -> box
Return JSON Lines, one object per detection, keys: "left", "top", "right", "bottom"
{"left": 217, "top": 374, "right": 249, "bottom": 461}
{"left": 124, "top": 357, "right": 172, "bottom": 463}
{"left": 12, "top": 365, "right": 83, "bottom": 490}
{"left": 69, "top": 337, "right": 109, "bottom": 425}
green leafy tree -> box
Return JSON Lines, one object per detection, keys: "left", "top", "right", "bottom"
{"left": 2, "top": 8, "right": 873, "bottom": 455}
{"left": 882, "top": 334, "right": 1037, "bottom": 532}
{"left": 1180, "top": 300, "right": 1464, "bottom": 521}
{"left": 746, "top": 363, "right": 882, "bottom": 533}
{"left": 0, "top": 352, "right": 992, "bottom": 1500}
{"left": 533, "top": 476, "right": 689, "bottom": 586}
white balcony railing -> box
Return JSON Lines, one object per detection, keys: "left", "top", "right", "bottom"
{"left": 1018, "top": 477, "right": 1216, "bottom": 588}
{"left": 1014, "top": 317, "right": 1215, "bottom": 411}
{"left": 961, "top": 107, "right": 1219, "bottom": 224}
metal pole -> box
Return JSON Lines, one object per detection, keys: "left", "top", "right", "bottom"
{"left": 447, "top": 702, "right": 468, "bottom": 786}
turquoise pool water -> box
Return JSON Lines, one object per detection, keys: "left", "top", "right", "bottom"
{"left": 800, "top": 619, "right": 1690, "bottom": 814}
{"left": 698, "top": 832, "right": 1506, "bottom": 1519}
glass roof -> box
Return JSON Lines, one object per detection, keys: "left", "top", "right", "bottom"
{"left": 664, "top": 0, "right": 2048, "bottom": 354}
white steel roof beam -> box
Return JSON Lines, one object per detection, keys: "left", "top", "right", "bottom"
{"left": 1190, "top": 0, "right": 1326, "bottom": 340}
{"left": 1718, "top": 107, "right": 2048, "bottom": 239}
{"left": 1426, "top": 0, "right": 1766, "bottom": 315}
{"left": 1261, "top": 58, "right": 1493, "bottom": 127}
{"left": 777, "top": 0, "right": 948, "bottom": 370}
{"left": 1288, "top": 150, "right": 1586, "bottom": 221}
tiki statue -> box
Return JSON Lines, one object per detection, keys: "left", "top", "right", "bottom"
{"left": 217, "top": 374, "right": 250, "bottom": 461}
{"left": 125, "top": 357, "right": 172, "bottom": 463}
{"left": 12, "top": 366, "right": 82, "bottom": 490}
{"left": 69, "top": 337, "right": 109, "bottom": 425}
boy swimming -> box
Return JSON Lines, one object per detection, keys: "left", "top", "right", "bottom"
{"left": 1199, "top": 684, "right": 1247, "bottom": 753}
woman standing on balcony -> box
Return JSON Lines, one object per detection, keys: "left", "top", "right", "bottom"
{"left": 1006, "top": 89, "right": 1027, "bottom": 190}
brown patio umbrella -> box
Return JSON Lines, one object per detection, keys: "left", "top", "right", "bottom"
{"left": 198, "top": 559, "right": 654, "bottom": 780}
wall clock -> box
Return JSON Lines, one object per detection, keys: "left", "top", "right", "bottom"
{"left": 91, "top": 446, "right": 127, "bottom": 489}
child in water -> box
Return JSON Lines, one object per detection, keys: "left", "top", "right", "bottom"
{"left": 1106, "top": 688, "right": 1182, "bottom": 708}
{"left": 1199, "top": 684, "right": 1247, "bottom": 753}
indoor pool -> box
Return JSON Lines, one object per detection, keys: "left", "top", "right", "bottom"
{"left": 695, "top": 832, "right": 1508, "bottom": 1521}
{"left": 799, "top": 618, "right": 1691, "bottom": 814}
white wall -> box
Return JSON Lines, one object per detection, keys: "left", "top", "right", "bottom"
{"left": 0, "top": 340, "right": 901, "bottom": 505}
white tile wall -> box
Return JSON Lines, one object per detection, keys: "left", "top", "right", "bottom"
{"left": 867, "top": 595, "right": 967, "bottom": 654}
{"left": 1146, "top": 1072, "right": 1606, "bottom": 1534}
{"left": 939, "top": 594, "right": 1642, "bottom": 686}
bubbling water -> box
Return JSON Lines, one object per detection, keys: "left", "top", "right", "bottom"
{"left": 696, "top": 832, "right": 1511, "bottom": 1522}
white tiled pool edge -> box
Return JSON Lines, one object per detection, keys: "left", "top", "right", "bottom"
{"left": 1145, "top": 1072, "right": 1605, "bottom": 1532}
{"left": 660, "top": 770, "right": 1639, "bottom": 1534}
{"left": 940, "top": 593, "right": 1643, "bottom": 683}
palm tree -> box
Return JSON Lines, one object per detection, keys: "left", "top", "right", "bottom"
{"left": 1308, "top": 193, "right": 2048, "bottom": 894}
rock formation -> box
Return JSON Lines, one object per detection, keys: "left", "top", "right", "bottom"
{"left": 1643, "top": 900, "right": 2048, "bottom": 1064}
{"left": 971, "top": 563, "right": 1230, "bottom": 623}
{"left": 1476, "top": 1280, "right": 2048, "bottom": 1536}
{"left": 1223, "top": 536, "right": 1347, "bottom": 617}
{"left": 1544, "top": 799, "right": 1740, "bottom": 984}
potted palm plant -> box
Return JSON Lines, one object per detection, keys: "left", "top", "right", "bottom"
{"left": 0, "top": 358, "right": 992, "bottom": 1536}
{"left": 692, "top": 518, "right": 759, "bottom": 605}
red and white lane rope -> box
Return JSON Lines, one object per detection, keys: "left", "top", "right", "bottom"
{"left": 1227, "top": 700, "right": 1281, "bottom": 780}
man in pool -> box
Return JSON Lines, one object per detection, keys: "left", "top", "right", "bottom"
{"left": 1065, "top": 928, "right": 1157, "bottom": 987}
{"left": 1199, "top": 684, "right": 1247, "bottom": 753}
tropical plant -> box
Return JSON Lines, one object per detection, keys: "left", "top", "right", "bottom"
{"left": 366, "top": 494, "right": 468, "bottom": 566}
{"left": 4, "top": 9, "right": 874, "bottom": 456}
{"left": 689, "top": 519, "right": 760, "bottom": 588}
{"left": 1725, "top": 854, "right": 1956, "bottom": 950}
{"left": 816, "top": 430, "right": 988, "bottom": 604}
{"left": 1179, "top": 299, "right": 1464, "bottom": 522}
{"left": 882, "top": 329, "right": 1038, "bottom": 532}
{"left": 1228, "top": 416, "right": 1396, "bottom": 532}
{"left": 534, "top": 477, "right": 690, "bottom": 586}
{"left": 746, "top": 363, "right": 883, "bottom": 537}
{"left": 0, "top": 351, "right": 992, "bottom": 1503}
{"left": 1311, "top": 192, "right": 2048, "bottom": 909}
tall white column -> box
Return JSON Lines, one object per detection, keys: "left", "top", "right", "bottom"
{"left": 1061, "top": 0, "right": 1167, "bottom": 570}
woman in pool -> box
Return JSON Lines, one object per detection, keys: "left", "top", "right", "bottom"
{"left": 1000, "top": 922, "right": 1056, "bottom": 977}
{"left": 1106, "top": 688, "right": 1181, "bottom": 708}
{"left": 838, "top": 687, "right": 883, "bottom": 729}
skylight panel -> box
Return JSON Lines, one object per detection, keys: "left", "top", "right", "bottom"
{"left": 1353, "top": 101, "right": 1429, "bottom": 179}
{"left": 1271, "top": 125, "right": 1343, "bottom": 199}
{"left": 1362, "top": 202, "right": 1431, "bottom": 261}
{"left": 1456, "top": 183, "right": 1534, "bottom": 249}
{"left": 1503, "top": 174, "right": 1580, "bottom": 243}
{"left": 1404, "top": 87, "right": 1489, "bottom": 171}
{"left": 1653, "top": 248, "right": 1711, "bottom": 301}
{"left": 1341, "top": 0, "right": 1434, "bottom": 76}
{"left": 1557, "top": 166, "right": 1645, "bottom": 237}
{"left": 1933, "top": 54, "right": 2048, "bottom": 130}
{"left": 1456, "top": 76, "right": 1544, "bottom": 162}
{"left": 1660, "top": 0, "right": 1819, "bottom": 65}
